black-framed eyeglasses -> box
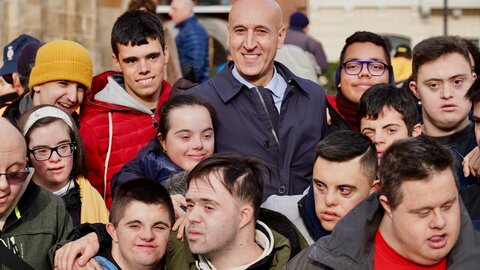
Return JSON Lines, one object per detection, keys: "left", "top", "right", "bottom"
{"left": 342, "top": 60, "right": 389, "bottom": 77}
{"left": 0, "top": 167, "right": 33, "bottom": 185}
{"left": 28, "top": 142, "right": 76, "bottom": 161}
{"left": 2, "top": 73, "right": 13, "bottom": 84}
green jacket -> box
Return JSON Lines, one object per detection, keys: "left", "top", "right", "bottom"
{"left": 165, "top": 221, "right": 294, "bottom": 270}
{"left": 0, "top": 182, "right": 73, "bottom": 270}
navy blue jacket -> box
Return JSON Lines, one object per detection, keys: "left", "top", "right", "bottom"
{"left": 111, "top": 138, "right": 182, "bottom": 196}
{"left": 187, "top": 62, "right": 327, "bottom": 199}
{"left": 175, "top": 16, "right": 209, "bottom": 83}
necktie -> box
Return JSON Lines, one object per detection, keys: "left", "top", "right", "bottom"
{"left": 256, "top": 86, "right": 279, "bottom": 143}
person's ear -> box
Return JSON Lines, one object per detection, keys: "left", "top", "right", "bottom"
{"left": 411, "top": 123, "right": 422, "bottom": 137}
{"left": 157, "top": 132, "right": 167, "bottom": 151}
{"left": 370, "top": 179, "right": 380, "bottom": 194}
{"left": 112, "top": 53, "right": 122, "bottom": 72}
{"left": 32, "top": 84, "right": 41, "bottom": 93}
{"left": 277, "top": 26, "right": 286, "bottom": 49}
{"left": 238, "top": 205, "right": 255, "bottom": 229}
{"left": 409, "top": 80, "right": 421, "bottom": 100}
{"left": 163, "top": 45, "right": 169, "bottom": 66}
{"left": 106, "top": 223, "right": 119, "bottom": 243}
{"left": 379, "top": 195, "right": 393, "bottom": 218}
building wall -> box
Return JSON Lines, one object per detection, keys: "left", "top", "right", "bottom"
{"left": 308, "top": 1, "right": 480, "bottom": 63}
{"left": 0, "top": 0, "right": 129, "bottom": 73}
{"left": 1, "top": 0, "right": 479, "bottom": 72}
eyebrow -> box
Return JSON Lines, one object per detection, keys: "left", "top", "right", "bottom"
{"left": 122, "top": 56, "right": 138, "bottom": 63}
{"left": 313, "top": 179, "right": 358, "bottom": 189}
{"left": 409, "top": 197, "right": 457, "bottom": 213}
{"left": 186, "top": 197, "right": 220, "bottom": 205}
{"left": 173, "top": 127, "right": 214, "bottom": 135}
{"left": 424, "top": 73, "right": 468, "bottom": 82}
{"left": 125, "top": 219, "right": 172, "bottom": 228}
{"left": 338, "top": 184, "right": 357, "bottom": 190}
{"left": 344, "top": 57, "right": 387, "bottom": 63}
{"left": 30, "top": 139, "right": 72, "bottom": 149}
{"left": 147, "top": 52, "right": 161, "bottom": 58}
{"left": 382, "top": 123, "right": 402, "bottom": 129}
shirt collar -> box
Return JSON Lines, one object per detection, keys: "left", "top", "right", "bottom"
{"left": 232, "top": 66, "right": 285, "bottom": 98}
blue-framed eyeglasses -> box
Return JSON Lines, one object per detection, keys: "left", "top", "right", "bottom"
{"left": 342, "top": 60, "right": 389, "bottom": 77}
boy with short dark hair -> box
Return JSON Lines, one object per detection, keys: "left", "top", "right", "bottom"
{"left": 94, "top": 178, "right": 174, "bottom": 270}
{"left": 79, "top": 10, "right": 173, "bottom": 207}
{"left": 328, "top": 31, "right": 394, "bottom": 133}
{"left": 408, "top": 36, "right": 477, "bottom": 190}
{"left": 287, "top": 136, "right": 480, "bottom": 269}
{"left": 263, "top": 130, "right": 379, "bottom": 244}
{"left": 358, "top": 83, "right": 421, "bottom": 161}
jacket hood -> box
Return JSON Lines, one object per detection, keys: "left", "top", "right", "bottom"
{"left": 81, "top": 73, "right": 172, "bottom": 117}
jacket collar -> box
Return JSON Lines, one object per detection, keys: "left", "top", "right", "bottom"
{"left": 195, "top": 221, "right": 275, "bottom": 270}
{"left": 212, "top": 61, "right": 310, "bottom": 104}
{"left": 298, "top": 185, "right": 331, "bottom": 241}
{"left": 307, "top": 193, "right": 383, "bottom": 268}
{"left": 308, "top": 192, "right": 480, "bottom": 269}
{"left": 2, "top": 180, "right": 40, "bottom": 231}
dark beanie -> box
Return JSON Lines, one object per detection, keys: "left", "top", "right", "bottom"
{"left": 289, "top": 12, "right": 309, "bottom": 30}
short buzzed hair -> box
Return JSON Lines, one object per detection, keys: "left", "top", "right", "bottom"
{"left": 110, "top": 178, "right": 175, "bottom": 227}
{"left": 315, "top": 130, "right": 378, "bottom": 183}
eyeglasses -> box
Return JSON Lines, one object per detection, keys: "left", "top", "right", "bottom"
{"left": 2, "top": 74, "right": 13, "bottom": 84}
{"left": 342, "top": 60, "right": 389, "bottom": 77}
{"left": 28, "top": 142, "right": 76, "bottom": 161}
{"left": 0, "top": 167, "right": 33, "bottom": 185}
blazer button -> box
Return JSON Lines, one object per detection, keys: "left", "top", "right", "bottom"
{"left": 263, "top": 140, "right": 272, "bottom": 148}
{"left": 278, "top": 185, "right": 286, "bottom": 194}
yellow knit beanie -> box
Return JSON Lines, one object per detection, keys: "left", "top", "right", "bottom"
{"left": 29, "top": 40, "right": 93, "bottom": 90}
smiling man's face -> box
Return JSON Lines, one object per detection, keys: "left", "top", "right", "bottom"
{"left": 112, "top": 37, "right": 168, "bottom": 109}
{"left": 227, "top": 0, "right": 285, "bottom": 87}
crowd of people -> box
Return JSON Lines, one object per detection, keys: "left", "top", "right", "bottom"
{"left": 0, "top": 0, "right": 480, "bottom": 269}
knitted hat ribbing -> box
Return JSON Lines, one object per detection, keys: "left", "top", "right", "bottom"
{"left": 29, "top": 40, "right": 93, "bottom": 90}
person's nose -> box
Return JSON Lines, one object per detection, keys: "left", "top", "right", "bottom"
{"left": 324, "top": 190, "right": 339, "bottom": 207}
{"left": 244, "top": 30, "right": 257, "bottom": 50}
{"left": 138, "top": 58, "right": 150, "bottom": 75}
{"left": 139, "top": 227, "right": 155, "bottom": 241}
{"left": 372, "top": 131, "right": 385, "bottom": 145}
{"left": 430, "top": 208, "right": 447, "bottom": 230}
{"left": 441, "top": 84, "right": 453, "bottom": 100}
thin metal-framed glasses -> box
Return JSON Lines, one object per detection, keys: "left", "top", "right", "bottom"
{"left": 0, "top": 167, "right": 33, "bottom": 185}
{"left": 28, "top": 142, "right": 76, "bottom": 161}
{"left": 342, "top": 60, "right": 389, "bottom": 77}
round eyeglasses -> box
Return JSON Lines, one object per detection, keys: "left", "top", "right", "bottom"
{"left": 28, "top": 142, "right": 76, "bottom": 161}
{"left": 342, "top": 60, "right": 389, "bottom": 77}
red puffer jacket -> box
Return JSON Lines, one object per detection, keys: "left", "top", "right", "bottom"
{"left": 79, "top": 72, "right": 171, "bottom": 208}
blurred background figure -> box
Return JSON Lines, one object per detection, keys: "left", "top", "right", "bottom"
{"left": 285, "top": 12, "right": 328, "bottom": 73}
{"left": 391, "top": 44, "right": 412, "bottom": 85}
{"left": 0, "top": 34, "right": 39, "bottom": 112}
{"left": 169, "top": 0, "right": 210, "bottom": 83}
